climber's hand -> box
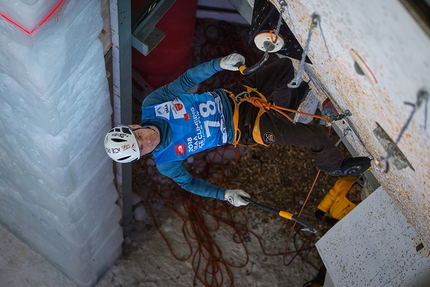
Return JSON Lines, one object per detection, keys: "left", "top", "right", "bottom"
{"left": 219, "top": 53, "right": 245, "bottom": 71}
{"left": 224, "top": 189, "right": 250, "bottom": 207}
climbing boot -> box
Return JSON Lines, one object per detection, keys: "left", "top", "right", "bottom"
{"left": 328, "top": 157, "right": 371, "bottom": 176}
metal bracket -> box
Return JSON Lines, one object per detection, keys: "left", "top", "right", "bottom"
{"left": 248, "top": 0, "right": 312, "bottom": 63}
{"left": 131, "top": 0, "right": 175, "bottom": 56}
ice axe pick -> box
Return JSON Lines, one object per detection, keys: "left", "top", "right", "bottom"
{"left": 241, "top": 197, "right": 317, "bottom": 233}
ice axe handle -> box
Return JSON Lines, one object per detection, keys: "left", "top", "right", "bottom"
{"left": 235, "top": 62, "right": 247, "bottom": 75}
{"left": 242, "top": 197, "right": 317, "bottom": 233}
{"left": 242, "top": 197, "right": 278, "bottom": 215}
{"left": 235, "top": 51, "right": 270, "bottom": 75}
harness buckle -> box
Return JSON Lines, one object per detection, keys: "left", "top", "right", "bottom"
{"left": 235, "top": 91, "right": 249, "bottom": 102}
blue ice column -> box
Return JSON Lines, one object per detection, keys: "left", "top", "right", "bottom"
{"left": 0, "top": 1, "right": 122, "bottom": 286}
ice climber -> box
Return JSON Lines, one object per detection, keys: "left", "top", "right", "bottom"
{"left": 104, "top": 53, "right": 371, "bottom": 207}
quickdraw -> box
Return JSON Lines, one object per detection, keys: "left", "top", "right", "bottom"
{"left": 288, "top": 13, "right": 330, "bottom": 88}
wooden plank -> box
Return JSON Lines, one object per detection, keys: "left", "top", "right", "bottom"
{"left": 99, "top": 0, "right": 112, "bottom": 55}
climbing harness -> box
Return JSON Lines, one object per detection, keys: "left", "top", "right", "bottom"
{"left": 224, "top": 85, "right": 351, "bottom": 147}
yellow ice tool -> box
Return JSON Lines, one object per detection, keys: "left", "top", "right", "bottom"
{"left": 242, "top": 197, "right": 317, "bottom": 233}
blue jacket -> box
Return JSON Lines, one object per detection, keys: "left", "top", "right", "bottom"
{"left": 141, "top": 58, "right": 234, "bottom": 200}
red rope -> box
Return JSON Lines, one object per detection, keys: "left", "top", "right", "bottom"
{"left": 283, "top": 170, "right": 321, "bottom": 266}
{"left": 142, "top": 142, "right": 323, "bottom": 286}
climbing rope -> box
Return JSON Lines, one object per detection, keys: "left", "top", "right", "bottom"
{"left": 241, "top": 91, "right": 331, "bottom": 123}
{"left": 138, "top": 138, "right": 329, "bottom": 286}
{"left": 233, "top": 85, "right": 338, "bottom": 125}
{"left": 283, "top": 170, "right": 321, "bottom": 266}
{"left": 145, "top": 183, "right": 321, "bottom": 286}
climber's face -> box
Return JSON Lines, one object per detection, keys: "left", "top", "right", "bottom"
{"left": 347, "top": 183, "right": 362, "bottom": 203}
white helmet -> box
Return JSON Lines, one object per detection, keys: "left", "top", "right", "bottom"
{"left": 104, "top": 125, "right": 140, "bottom": 163}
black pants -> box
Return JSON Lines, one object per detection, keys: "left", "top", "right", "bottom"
{"left": 229, "top": 57, "right": 343, "bottom": 172}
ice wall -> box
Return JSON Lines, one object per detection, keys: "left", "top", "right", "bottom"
{"left": 0, "top": 0, "right": 122, "bottom": 286}
{"left": 0, "top": 0, "right": 60, "bottom": 33}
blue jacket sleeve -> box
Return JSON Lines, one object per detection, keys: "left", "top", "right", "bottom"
{"left": 145, "top": 58, "right": 226, "bottom": 200}
{"left": 143, "top": 58, "right": 223, "bottom": 106}
{"left": 156, "top": 161, "right": 226, "bottom": 200}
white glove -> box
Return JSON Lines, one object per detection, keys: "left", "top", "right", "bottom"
{"left": 224, "top": 189, "right": 250, "bottom": 207}
{"left": 219, "top": 53, "right": 245, "bottom": 71}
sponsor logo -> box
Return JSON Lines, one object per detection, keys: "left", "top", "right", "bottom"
{"left": 172, "top": 98, "right": 187, "bottom": 119}
{"left": 156, "top": 105, "right": 169, "bottom": 115}
{"left": 263, "top": 132, "right": 275, "bottom": 144}
{"left": 174, "top": 144, "right": 186, "bottom": 156}
{"left": 154, "top": 103, "right": 171, "bottom": 120}
{"left": 174, "top": 103, "right": 183, "bottom": 111}
{"left": 184, "top": 113, "right": 190, "bottom": 121}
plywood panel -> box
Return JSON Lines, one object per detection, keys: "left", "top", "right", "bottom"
{"left": 316, "top": 187, "right": 430, "bottom": 286}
